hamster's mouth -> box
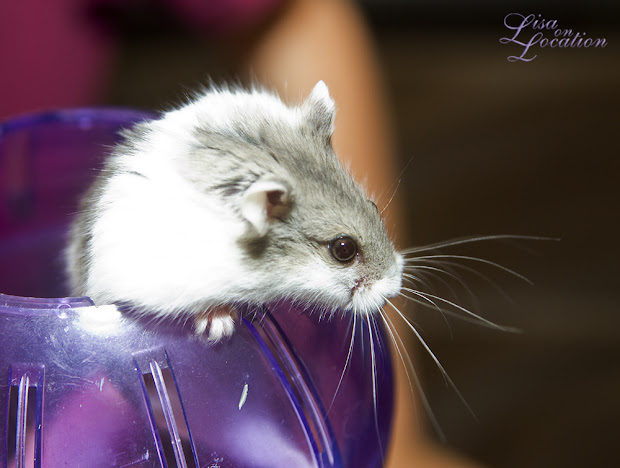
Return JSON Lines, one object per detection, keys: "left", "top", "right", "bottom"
{"left": 350, "top": 278, "right": 364, "bottom": 296}
{"left": 347, "top": 280, "right": 389, "bottom": 314}
{"left": 346, "top": 270, "right": 402, "bottom": 314}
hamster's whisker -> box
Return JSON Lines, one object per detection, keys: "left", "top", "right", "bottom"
{"left": 371, "top": 312, "right": 386, "bottom": 357}
{"left": 403, "top": 254, "right": 533, "bottom": 285}
{"left": 403, "top": 268, "right": 468, "bottom": 305}
{"left": 404, "top": 263, "right": 486, "bottom": 311}
{"left": 387, "top": 300, "right": 447, "bottom": 383}
{"left": 381, "top": 300, "right": 446, "bottom": 440}
{"left": 405, "top": 259, "right": 490, "bottom": 285}
{"left": 403, "top": 261, "right": 467, "bottom": 289}
{"left": 399, "top": 234, "right": 554, "bottom": 255}
{"left": 379, "top": 304, "right": 445, "bottom": 438}
{"left": 383, "top": 153, "right": 415, "bottom": 211}
{"left": 327, "top": 314, "right": 357, "bottom": 416}
{"left": 398, "top": 292, "right": 494, "bottom": 329}
{"left": 398, "top": 288, "right": 452, "bottom": 334}
{"left": 379, "top": 177, "right": 401, "bottom": 216}
{"left": 377, "top": 306, "right": 416, "bottom": 401}
{"left": 366, "top": 313, "right": 384, "bottom": 463}
{"left": 386, "top": 300, "right": 476, "bottom": 421}
{"left": 404, "top": 264, "right": 473, "bottom": 294}
{"left": 401, "top": 287, "right": 508, "bottom": 331}
{"left": 405, "top": 258, "right": 519, "bottom": 308}
{"left": 402, "top": 272, "right": 435, "bottom": 293}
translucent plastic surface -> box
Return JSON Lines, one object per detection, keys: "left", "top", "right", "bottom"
{"left": 0, "top": 109, "right": 393, "bottom": 467}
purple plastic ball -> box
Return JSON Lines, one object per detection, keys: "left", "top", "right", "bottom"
{"left": 0, "top": 109, "right": 393, "bottom": 468}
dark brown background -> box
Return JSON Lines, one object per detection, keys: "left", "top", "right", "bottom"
{"left": 101, "top": 2, "right": 619, "bottom": 466}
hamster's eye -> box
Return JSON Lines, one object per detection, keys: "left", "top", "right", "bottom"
{"left": 329, "top": 236, "right": 358, "bottom": 263}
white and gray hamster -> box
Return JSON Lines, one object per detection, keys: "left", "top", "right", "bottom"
{"left": 66, "top": 81, "right": 404, "bottom": 341}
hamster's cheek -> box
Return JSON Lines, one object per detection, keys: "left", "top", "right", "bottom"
{"left": 292, "top": 259, "right": 354, "bottom": 307}
{"left": 394, "top": 251, "right": 405, "bottom": 273}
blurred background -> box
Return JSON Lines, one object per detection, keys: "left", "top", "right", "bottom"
{"left": 373, "top": 3, "right": 619, "bottom": 467}
{"left": 368, "top": 2, "right": 619, "bottom": 467}
{"left": 1, "top": 0, "right": 618, "bottom": 467}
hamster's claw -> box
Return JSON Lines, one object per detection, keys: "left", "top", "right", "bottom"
{"left": 194, "top": 306, "right": 237, "bottom": 342}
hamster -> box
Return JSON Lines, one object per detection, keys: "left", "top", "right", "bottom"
{"left": 66, "top": 81, "right": 404, "bottom": 341}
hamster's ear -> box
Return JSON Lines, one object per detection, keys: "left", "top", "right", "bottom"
{"left": 241, "top": 178, "right": 291, "bottom": 236}
{"left": 303, "top": 80, "right": 336, "bottom": 137}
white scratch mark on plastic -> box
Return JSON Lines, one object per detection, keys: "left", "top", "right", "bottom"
{"left": 99, "top": 378, "right": 105, "bottom": 391}
{"left": 238, "top": 383, "right": 249, "bottom": 410}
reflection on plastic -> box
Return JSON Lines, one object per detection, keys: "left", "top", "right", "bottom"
{"left": 78, "top": 304, "right": 123, "bottom": 336}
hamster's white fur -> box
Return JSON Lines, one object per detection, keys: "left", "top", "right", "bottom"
{"left": 66, "top": 82, "right": 403, "bottom": 341}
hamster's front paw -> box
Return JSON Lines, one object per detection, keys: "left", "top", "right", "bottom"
{"left": 194, "top": 306, "right": 237, "bottom": 342}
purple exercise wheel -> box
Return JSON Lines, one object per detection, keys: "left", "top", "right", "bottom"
{"left": 0, "top": 109, "right": 394, "bottom": 468}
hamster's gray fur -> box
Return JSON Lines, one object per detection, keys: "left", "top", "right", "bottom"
{"left": 66, "top": 81, "right": 403, "bottom": 340}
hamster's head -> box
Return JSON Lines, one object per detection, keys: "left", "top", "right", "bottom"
{"left": 171, "top": 81, "right": 403, "bottom": 316}
{"left": 265, "top": 177, "right": 405, "bottom": 316}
